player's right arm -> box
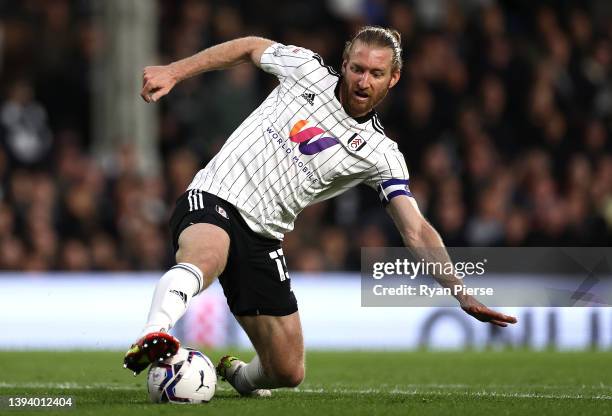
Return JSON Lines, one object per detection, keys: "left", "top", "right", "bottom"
{"left": 386, "top": 196, "right": 517, "bottom": 327}
{"left": 141, "top": 36, "right": 274, "bottom": 103}
{"left": 366, "top": 143, "right": 516, "bottom": 327}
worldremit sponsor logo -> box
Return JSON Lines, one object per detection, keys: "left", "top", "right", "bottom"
{"left": 288, "top": 120, "right": 340, "bottom": 155}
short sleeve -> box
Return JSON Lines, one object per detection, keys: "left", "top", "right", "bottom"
{"left": 259, "top": 43, "right": 318, "bottom": 80}
{"left": 363, "top": 145, "right": 413, "bottom": 206}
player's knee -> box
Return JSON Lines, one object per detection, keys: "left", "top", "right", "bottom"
{"left": 175, "top": 224, "right": 229, "bottom": 284}
{"left": 175, "top": 250, "right": 224, "bottom": 287}
{"left": 270, "top": 362, "right": 304, "bottom": 388}
{"left": 287, "top": 365, "right": 305, "bottom": 387}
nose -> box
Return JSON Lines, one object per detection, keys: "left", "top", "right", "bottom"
{"left": 358, "top": 73, "right": 370, "bottom": 89}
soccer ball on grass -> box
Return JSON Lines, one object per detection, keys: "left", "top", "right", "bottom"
{"left": 147, "top": 347, "right": 216, "bottom": 403}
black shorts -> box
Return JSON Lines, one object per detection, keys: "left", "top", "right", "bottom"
{"left": 169, "top": 189, "right": 297, "bottom": 317}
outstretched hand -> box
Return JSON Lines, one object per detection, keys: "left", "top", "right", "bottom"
{"left": 141, "top": 65, "right": 178, "bottom": 103}
{"left": 460, "top": 296, "right": 517, "bottom": 327}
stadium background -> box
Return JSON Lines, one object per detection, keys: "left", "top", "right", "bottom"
{"left": 1, "top": 0, "right": 612, "bottom": 348}
{"left": 1, "top": 0, "right": 611, "bottom": 274}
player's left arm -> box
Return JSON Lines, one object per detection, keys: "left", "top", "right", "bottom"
{"left": 386, "top": 196, "right": 518, "bottom": 327}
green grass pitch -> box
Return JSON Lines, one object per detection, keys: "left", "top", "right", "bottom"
{"left": 0, "top": 350, "right": 611, "bottom": 415}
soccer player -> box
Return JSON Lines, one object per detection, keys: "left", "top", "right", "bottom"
{"left": 124, "top": 26, "right": 517, "bottom": 396}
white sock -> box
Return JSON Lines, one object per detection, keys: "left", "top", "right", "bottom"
{"left": 140, "top": 263, "right": 204, "bottom": 337}
{"left": 233, "top": 355, "right": 281, "bottom": 393}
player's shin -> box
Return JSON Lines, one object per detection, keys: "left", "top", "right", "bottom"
{"left": 140, "top": 263, "right": 204, "bottom": 336}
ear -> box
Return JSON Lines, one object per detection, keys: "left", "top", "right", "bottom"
{"left": 388, "top": 70, "right": 401, "bottom": 89}
{"left": 341, "top": 59, "right": 348, "bottom": 76}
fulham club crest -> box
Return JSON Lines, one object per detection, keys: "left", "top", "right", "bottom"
{"left": 347, "top": 133, "right": 366, "bottom": 151}
{"left": 215, "top": 205, "right": 229, "bottom": 219}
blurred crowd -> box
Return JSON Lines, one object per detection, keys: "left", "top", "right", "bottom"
{"left": 0, "top": 0, "right": 611, "bottom": 272}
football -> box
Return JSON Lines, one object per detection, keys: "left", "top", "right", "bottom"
{"left": 147, "top": 347, "right": 216, "bottom": 404}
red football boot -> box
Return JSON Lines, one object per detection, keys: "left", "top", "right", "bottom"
{"left": 123, "top": 332, "right": 180, "bottom": 375}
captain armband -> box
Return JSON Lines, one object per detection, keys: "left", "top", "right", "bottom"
{"left": 377, "top": 179, "right": 413, "bottom": 206}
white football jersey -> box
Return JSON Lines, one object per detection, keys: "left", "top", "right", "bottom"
{"left": 188, "top": 43, "right": 412, "bottom": 240}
